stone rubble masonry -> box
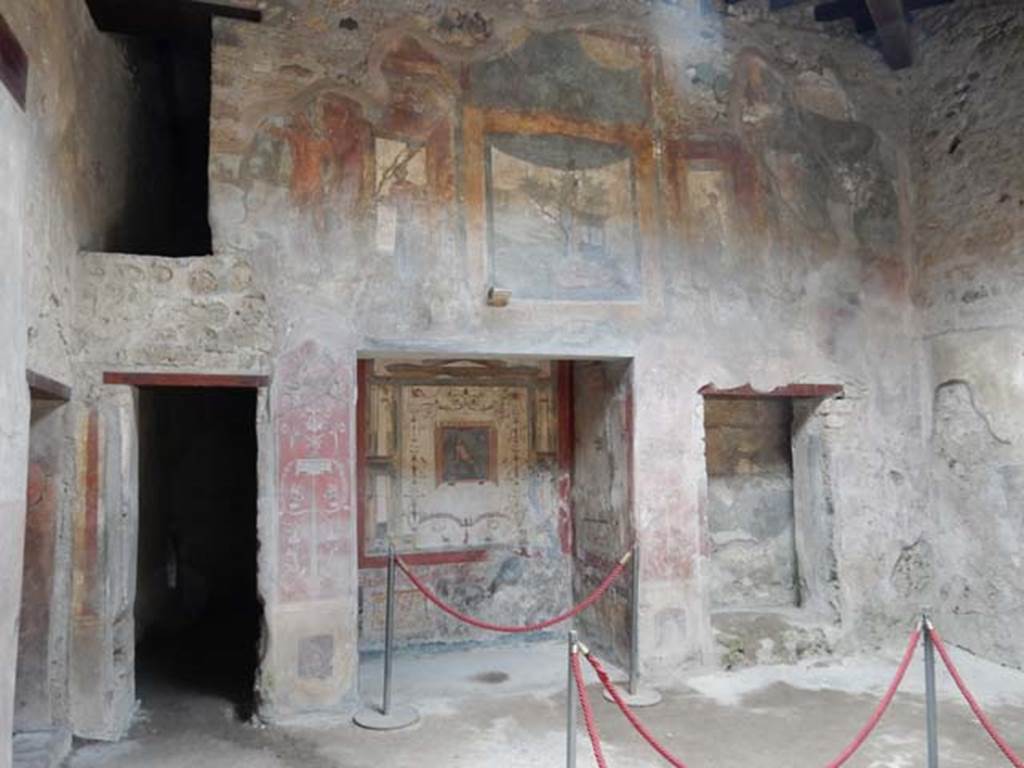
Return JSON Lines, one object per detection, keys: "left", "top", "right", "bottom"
{"left": 911, "top": 1, "right": 1024, "bottom": 669}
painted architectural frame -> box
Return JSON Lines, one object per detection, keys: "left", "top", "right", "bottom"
{"left": 463, "top": 107, "right": 659, "bottom": 303}
{"left": 356, "top": 359, "right": 564, "bottom": 568}
{"left": 664, "top": 136, "right": 760, "bottom": 244}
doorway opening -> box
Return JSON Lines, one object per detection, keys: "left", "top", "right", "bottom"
{"left": 135, "top": 386, "right": 261, "bottom": 719}
{"left": 702, "top": 388, "right": 841, "bottom": 668}
{"left": 354, "top": 356, "right": 635, "bottom": 692}
{"left": 705, "top": 397, "right": 799, "bottom": 611}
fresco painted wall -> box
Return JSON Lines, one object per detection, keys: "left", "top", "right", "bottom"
{"left": 61, "top": 0, "right": 937, "bottom": 727}
{"left": 0, "top": 0, "right": 178, "bottom": 754}
{"left": 201, "top": 3, "right": 920, "bottom": 717}
{"left": 358, "top": 358, "right": 568, "bottom": 648}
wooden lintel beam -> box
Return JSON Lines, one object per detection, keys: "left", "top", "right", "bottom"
{"left": 185, "top": 1, "right": 261, "bottom": 23}
{"left": 699, "top": 383, "right": 845, "bottom": 400}
{"left": 85, "top": 0, "right": 260, "bottom": 37}
{"left": 103, "top": 371, "right": 269, "bottom": 388}
{"left": 864, "top": 0, "right": 913, "bottom": 68}
{"left": 26, "top": 370, "right": 72, "bottom": 402}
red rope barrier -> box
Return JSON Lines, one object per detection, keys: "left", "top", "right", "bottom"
{"left": 822, "top": 625, "right": 921, "bottom": 768}
{"left": 928, "top": 625, "right": 1024, "bottom": 768}
{"left": 396, "top": 550, "right": 630, "bottom": 634}
{"left": 584, "top": 625, "right": 922, "bottom": 768}
{"left": 572, "top": 649, "right": 609, "bottom": 768}
{"left": 585, "top": 652, "right": 688, "bottom": 768}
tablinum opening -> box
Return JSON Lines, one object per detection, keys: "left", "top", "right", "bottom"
{"left": 135, "top": 386, "right": 261, "bottom": 719}
{"left": 354, "top": 357, "right": 634, "bottom": 671}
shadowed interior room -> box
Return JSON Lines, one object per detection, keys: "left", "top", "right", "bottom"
{"left": 135, "top": 386, "right": 261, "bottom": 720}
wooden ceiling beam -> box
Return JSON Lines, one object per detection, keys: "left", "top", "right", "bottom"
{"left": 85, "top": 0, "right": 260, "bottom": 36}
{"left": 864, "top": 0, "right": 913, "bottom": 68}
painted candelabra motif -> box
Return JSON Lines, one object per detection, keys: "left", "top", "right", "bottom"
{"left": 276, "top": 341, "right": 353, "bottom": 603}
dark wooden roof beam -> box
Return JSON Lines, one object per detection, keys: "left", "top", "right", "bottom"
{"left": 864, "top": 0, "right": 912, "bottom": 68}
{"left": 85, "top": 0, "right": 260, "bottom": 36}
{"left": 814, "top": 0, "right": 954, "bottom": 67}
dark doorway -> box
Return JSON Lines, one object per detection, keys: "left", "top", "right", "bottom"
{"left": 135, "top": 386, "right": 261, "bottom": 719}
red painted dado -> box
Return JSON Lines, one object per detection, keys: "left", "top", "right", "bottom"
{"left": 276, "top": 341, "right": 353, "bottom": 603}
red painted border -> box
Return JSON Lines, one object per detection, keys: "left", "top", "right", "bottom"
{"left": 556, "top": 362, "right": 575, "bottom": 478}
{"left": 103, "top": 371, "right": 269, "bottom": 388}
{"left": 356, "top": 359, "right": 488, "bottom": 569}
{"left": 357, "top": 360, "right": 369, "bottom": 567}
{"left": 79, "top": 409, "right": 100, "bottom": 619}
{"left": 665, "top": 135, "right": 761, "bottom": 232}
{"left": 700, "top": 383, "right": 844, "bottom": 400}
{"left": 624, "top": 365, "right": 635, "bottom": 556}
{"left": 556, "top": 361, "right": 575, "bottom": 554}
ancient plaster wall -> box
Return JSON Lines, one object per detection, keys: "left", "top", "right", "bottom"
{"left": 61, "top": 0, "right": 931, "bottom": 725}
{"left": 0, "top": 44, "right": 31, "bottom": 765}
{"left": 71, "top": 253, "right": 273, "bottom": 728}
{"left": 199, "top": 0, "right": 923, "bottom": 716}
{"left": 14, "top": 401, "right": 73, "bottom": 732}
{"left": 912, "top": 2, "right": 1024, "bottom": 667}
{"left": 0, "top": 0, "right": 182, "bottom": 757}
{"left": 705, "top": 398, "right": 796, "bottom": 610}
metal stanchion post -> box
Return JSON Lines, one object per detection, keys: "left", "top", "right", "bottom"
{"left": 923, "top": 612, "right": 939, "bottom": 768}
{"left": 382, "top": 542, "right": 397, "bottom": 715}
{"left": 567, "top": 630, "right": 577, "bottom": 768}
{"left": 603, "top": 543, "right": 661, "bottom": 707}
{"left": 354, "top": 544, "right": 419, "bottom": 730}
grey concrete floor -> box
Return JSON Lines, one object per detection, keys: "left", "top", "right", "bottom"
{"left": 66, "top": 639, "right": 1024, "bottom": 767}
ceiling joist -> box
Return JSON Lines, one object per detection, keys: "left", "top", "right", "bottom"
{"left": 864, "top": 0, "right": 912, "bottom": 68}
{"left": 85, "top": 0, "right": 260, "bottom": 37}
{"left": 726, "top": 0, "right": 954, "bottom": 69}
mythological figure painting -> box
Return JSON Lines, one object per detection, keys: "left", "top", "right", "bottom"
{"left": 686, "top": 167, "right": 735, "bottom": 260}
{"left": 436, "top": 425, "right": 497, "bottom": 485}
{"left": 486, "top": 133, "right": 641, "bottom": 300}
{"left": 374, "top": 137, "right": 428, "bottom": 278}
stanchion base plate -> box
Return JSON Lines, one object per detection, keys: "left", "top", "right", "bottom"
{"left": 353, "top": 704, "right": 420, "bottom": 730}
{"left": 602, "top": 686, "right": 662, "bottom": 708}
